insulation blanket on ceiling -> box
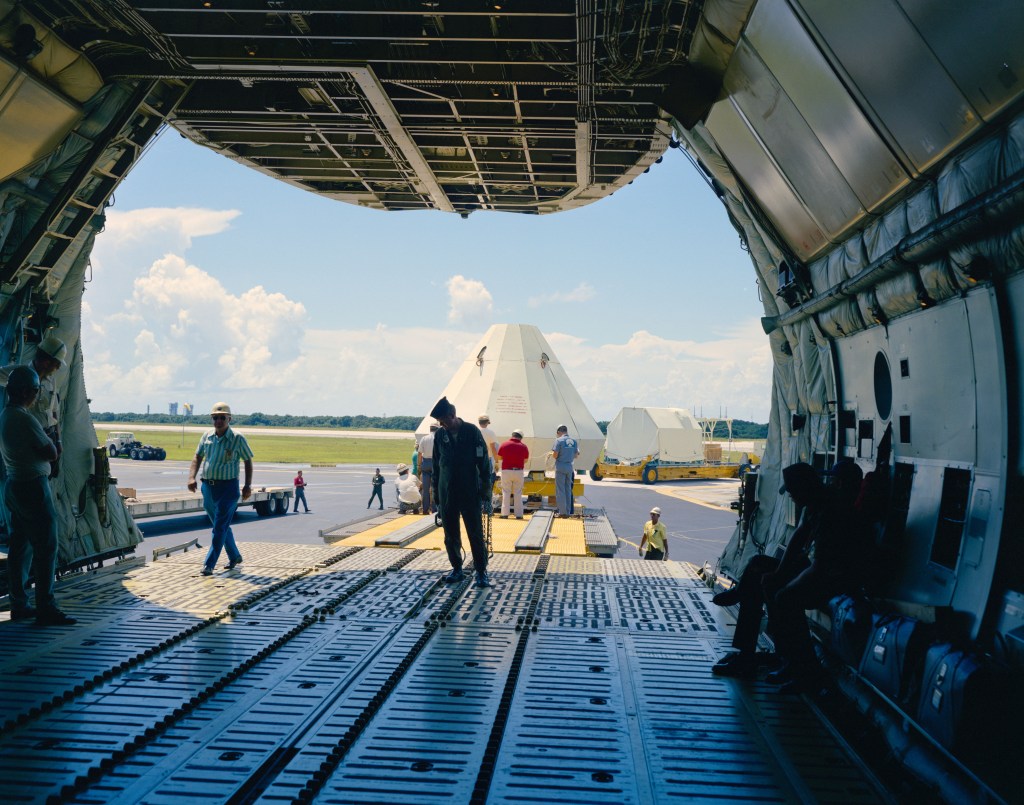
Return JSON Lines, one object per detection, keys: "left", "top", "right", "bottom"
{"left": 603, "top": 407, "right": 704, "bottom": 465}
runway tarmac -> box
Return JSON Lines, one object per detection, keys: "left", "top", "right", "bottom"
{"left": 111, "top": 459, "right": 741, "bottom": 568}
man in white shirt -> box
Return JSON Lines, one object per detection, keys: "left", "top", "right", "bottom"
{"left": 394, "top": 463, "right": 422, "bottom": 513}
{"left": 477, "top": 413, "right": 499, "bottom": 480}
{"left": 417, "top": 424, "right": 438, "bottom": 514}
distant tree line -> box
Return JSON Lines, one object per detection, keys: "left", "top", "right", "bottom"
{"left": 91, "top": 411, "right": 421, "bottom": 431}
{"left": 93, "top": 412, "right": 768, "bottom": 438}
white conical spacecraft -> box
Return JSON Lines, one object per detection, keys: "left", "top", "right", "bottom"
{"left": 417, "top": 324, "right": 604, "bottom": 473}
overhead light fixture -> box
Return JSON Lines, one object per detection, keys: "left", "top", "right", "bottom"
{"left": 244, "top": 43, "right": 258, "bottom": 56}
{"left": 869, "top": 304, "right": 888, "bottom": 326}
{"left": 490, "top": 87, "right": 501, "bottom": 97}
{"left": 202, "top": 1, "right": 213, "bottom": 8}
{"left": 917, "top": 289, "right": 936, "bottom": 309}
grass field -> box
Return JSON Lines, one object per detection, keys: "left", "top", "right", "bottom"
{"left": 95, "top": 428, "right": 415, "bottom": 465}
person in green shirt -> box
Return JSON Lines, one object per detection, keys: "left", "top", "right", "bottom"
{"left": 639, "top": 506, "right": 668, "bottom": 560}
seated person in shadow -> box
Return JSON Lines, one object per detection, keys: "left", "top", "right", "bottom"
{"left": 711, "top": 460, "right": 867, "bottom": 690}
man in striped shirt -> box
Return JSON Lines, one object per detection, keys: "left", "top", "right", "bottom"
{"left": 187, "top": 402, "right": 254, "bottom": 576}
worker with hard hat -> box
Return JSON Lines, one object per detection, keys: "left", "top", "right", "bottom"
{"left": 0, "top": 333, "right": 68, "bottom": 477}
{"left": 550, "top": 424, "right": 579, "bottom": 517}
{"left": 395, "top": 462, "right": 423, "bottom": 514}
{"left": 1, "top": 365, "right": 75, "bottom": 625}
{"left": 639, "top": 506, "right": 668, "bottom": 560}
{"left": 497, "top": 428, "right": 529, "bottom": 518}
{"left": 187, "top": 402, "right": 254, "bottom": 576}
{"left": 477, "top": 413, "right": 499, "bottom": 478}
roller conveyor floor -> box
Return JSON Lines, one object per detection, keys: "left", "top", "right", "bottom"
{"left": 0, "top": 542, "right": 887, "bottom": 804}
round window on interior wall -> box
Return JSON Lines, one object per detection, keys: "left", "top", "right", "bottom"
{"left": 874, "top": 351, "right": 892, "bottom": 420}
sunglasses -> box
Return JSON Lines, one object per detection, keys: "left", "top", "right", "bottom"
{"left": 212, "top": 415, "right": 228, "bottom": 421}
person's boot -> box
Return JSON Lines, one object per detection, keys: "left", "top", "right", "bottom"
{"left": 711, "top": 652, "right": 756, "bottom": 678}
{"left": 36, "top": 608, "right": 77, "bottom": 626}
{"left": 712, "top": 585, "right": 742, "bottom": 607}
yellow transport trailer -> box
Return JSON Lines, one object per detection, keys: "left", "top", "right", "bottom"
{"left": 589, "top": 454, "right": 758, "bottom": 484}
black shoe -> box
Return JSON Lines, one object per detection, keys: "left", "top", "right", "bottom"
{"left": 444, "top": 568, "right": 465, "bottom": 584}
{"left": 475, "top": 572, "right": 493, "bottom": 588}
{"left": 36, "top": 608, "right": 77, "bottom": 626}
{"left": 200, "top": 567, "right": 214, "bottom": 577}
{"left": 711, "top": 652, "right": 755, "bottom": 678}
{"left": 10, "top": 606, "right": 36, "bottom": 622}
{"left": 712, "top": 586, "right": 742, "bottom": 607}
{"left": 226, "top": 559, "right": 243, "bottom": 570}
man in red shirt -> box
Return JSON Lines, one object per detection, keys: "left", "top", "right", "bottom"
{"left": 293, "top": 469, "right": 309, "bottom": 512}
{"left": 497, "top": 428, "right": 529, "bottom": 518}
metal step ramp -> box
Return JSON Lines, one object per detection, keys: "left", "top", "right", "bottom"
{"left": 0, "top": 543, "right": 886, "bottom": 804}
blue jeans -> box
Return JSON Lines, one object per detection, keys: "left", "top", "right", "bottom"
{"left": 555, "top": 468, "right": 574, "bottom": 515}
{"left": 4, "top": 475, "right": 58, "bottom": 611}
{"left": 294, "top": 487, "right": 308, "bottom": 512}
{"left": 201, "top": 480, "right": 242, "bottom": 571}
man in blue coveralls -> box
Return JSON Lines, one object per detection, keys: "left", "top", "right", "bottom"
{"left": 188, "top": 402, "right": 254, "bottom": 576}
{"left": 550, "top": 424, "right": 579, "bottom": 517}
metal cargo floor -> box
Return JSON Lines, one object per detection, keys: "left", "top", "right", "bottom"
{"left": 0, "top": 543, "right": 884, "bottom": 804}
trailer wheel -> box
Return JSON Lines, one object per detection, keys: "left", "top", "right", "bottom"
{"left": 254, "top": 499, "right": 273, "bottom": 517}
{"left": 130, "top": 449, "right": 139, "bottom": 460}
{"left": 589, "top": 463, "right": 603, "bottom": 482}
{"left": 274, "top": 496, "right": 288, "bottom": 515}
{"left": 642, "top": 465, "right": 658, "bottom": 485}
{"left": 156, "top": 449, "right": 166, "bottom": 461}
{"left": 108, "top": 446, "right": 118, "bottom": 458}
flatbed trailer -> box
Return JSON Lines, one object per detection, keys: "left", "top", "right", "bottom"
{"left": 590, "top": 458, "right": 744, "bottom": 484}
{"left": 121, "top": 487, "right": 293, "bottom": 520}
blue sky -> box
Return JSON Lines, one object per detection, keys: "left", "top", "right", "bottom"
{"left": 84, "top": 128, "right": 772, "bottom": 422}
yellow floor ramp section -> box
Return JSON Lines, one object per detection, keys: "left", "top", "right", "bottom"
{"left": 366, "top": 512, "right": 592, "bottom": 556}
{"left": 544, "top": 516, "right": 588, "bottom": 555}
{"left": 332, "top": 514, "right": 430, "bottom": 547}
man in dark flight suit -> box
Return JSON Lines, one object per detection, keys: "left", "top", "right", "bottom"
{"left": 430, "top": 396, "right": 492, "bottom": 588}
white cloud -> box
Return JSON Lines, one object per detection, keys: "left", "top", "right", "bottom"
{"left": 546, "top": 321, "right": 773, "bottom": 422}
{"left": 446, "top": 275, "right": 493, "bottom": 325}
{"left": 528, "top": 281, "right": 596, "bottom": 308}
{"left": 85, "top": 253, "right": 308, "bottom": 409}
{"left": 101, "top": 207, "right": 240, "bottom": 251}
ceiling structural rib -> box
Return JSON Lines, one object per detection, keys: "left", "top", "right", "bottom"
{"left": 347, "top": 66, "right": 454, "bottom": 213}
{"left": 21, "top": 0, "right": 707, "bottom": 215}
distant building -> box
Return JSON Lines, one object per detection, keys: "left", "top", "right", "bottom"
{"left": 169, "top": 402, "right": 178, "bottom": 416}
